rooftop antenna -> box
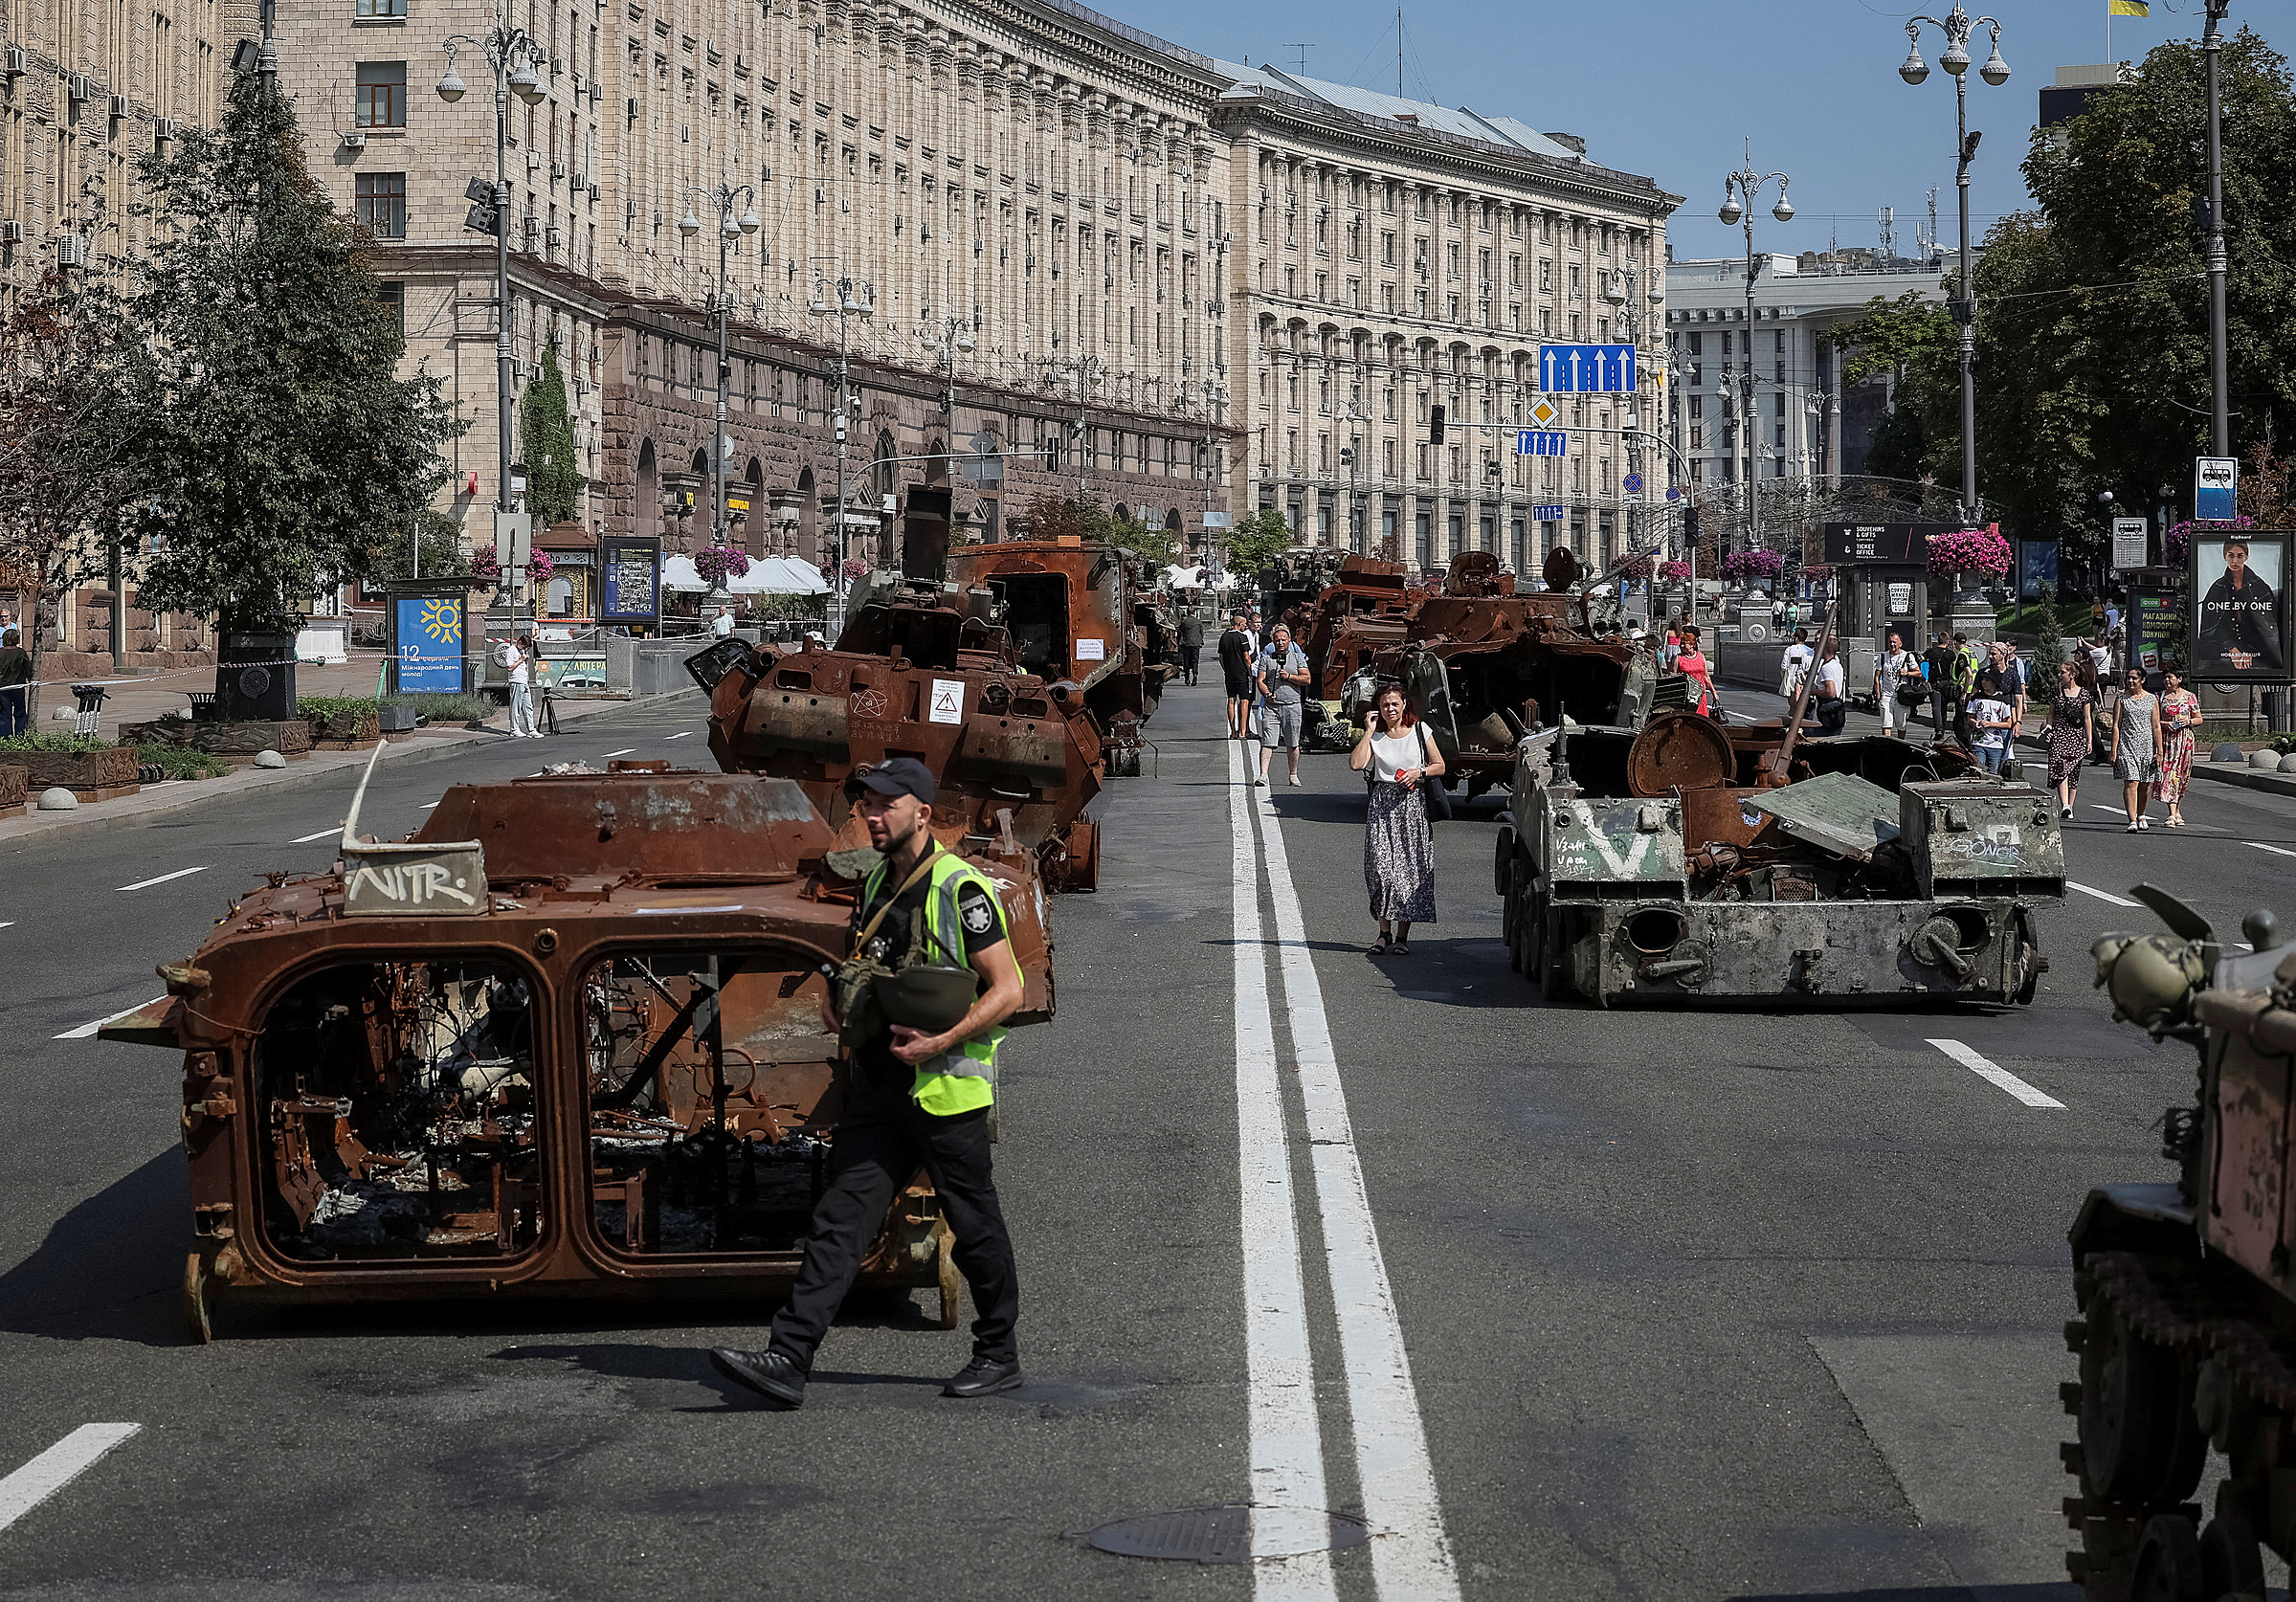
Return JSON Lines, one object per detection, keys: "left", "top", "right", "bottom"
{"left": 1397, "top": 8, "right": 1404, "bottom": 97}
{"left": 1918, "top": 187, "right": 1939, "bottom": 260}
{"left": 1879, "top": 205, "right": 1895, "bottom": 258}
{"left": 1281, "top": 42, "right": 1311, "bottom": 74}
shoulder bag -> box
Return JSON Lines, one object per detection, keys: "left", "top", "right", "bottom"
{"left": 1416, "top": 723, "right": 1452, "bottom": 821}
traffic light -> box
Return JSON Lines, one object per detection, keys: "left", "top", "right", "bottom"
{"left": 1682, "top": 502, "right": 1702, "bottom": 542}
{"left": 1428, "top": 404, "right": 1445, "bottom": 444}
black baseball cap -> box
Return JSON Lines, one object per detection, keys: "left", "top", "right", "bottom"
{"left": 850, "top": 756, "right": 938, "bottom": 804}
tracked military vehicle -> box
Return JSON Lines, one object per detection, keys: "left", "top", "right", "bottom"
{"left": 2061, "top": 889, "right": 2296, "bottom": 1599}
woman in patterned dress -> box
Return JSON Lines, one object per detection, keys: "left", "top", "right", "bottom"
{"left": 2153, "top": 667, "right": 2201, "bottom": 828}
{"left": 2042, "top": 657, "right": 2094, "bottom": 820}
{"left": 1350, "top": 684, "right": 1441, "bottom": 956}
{"left": 2110, "top": 667, "right": 2164, "bottom": 832}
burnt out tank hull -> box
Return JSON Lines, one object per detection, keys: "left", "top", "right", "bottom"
{"left": 2062, "top": 902, "right": 2296, "bottom": 1599}
{"left": 99, "top": 770, "right": 1055, "bottom": 1340}
{"left": 945, "top": 538, "right": 1174, "bottom": 745}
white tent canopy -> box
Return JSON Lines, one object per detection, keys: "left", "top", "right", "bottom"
{"left": 660, "top": 555, "right": 831, "bottom": 595}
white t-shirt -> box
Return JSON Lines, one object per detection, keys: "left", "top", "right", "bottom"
{"left": 508, "top": 646, "right": 533, "bottom": 686}
{"left": 712, "top": 612, "right": 735, "bottom": 637}
{"left": 2089, "top": 645, "right": 2111, "bottom": 677}
{"left": 1815, "top": 659, "right": 1844, "bottom": 699}
{"left": 1782, "top": 642, "right": 1814, "bottom": 677}
{"left": 1370, "top": 728, "right": 1427, "bottom": 783}
{"left": 1970, "top": 696, "right": 2011, "bottom": 750}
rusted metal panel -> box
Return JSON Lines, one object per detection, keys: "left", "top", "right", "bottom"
{"left": 1746, "top": 771, "right": 1902, "bottom": 863}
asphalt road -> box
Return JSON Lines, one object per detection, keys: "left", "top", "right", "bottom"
{"left": 3, "top": 682, "right": 2294, "bottom": 1599}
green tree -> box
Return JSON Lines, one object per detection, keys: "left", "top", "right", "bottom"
{"left": 520, "top": 346, "right": 584, "bottom": 529}
{"left": 1220, "top": 509, "right": 1294, "bottom": 577}
{"left": 0, "top": 271, "right": 150, "bottom": 723}
{"left": 127, "top": 72, "right": 459, "bottom": 634}
{"left": 367, "top": 508, "right": 473, "bottom": 582}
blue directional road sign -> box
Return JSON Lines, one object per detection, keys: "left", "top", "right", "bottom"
{"left": 1532, "top": 504, "right": 1567, "bottom": 523}
{"left": 1515, "top": 430, "right": 1568, "bottom": 457}
{"left": 1539, "top": 343, "right": 1638, "bottom": 393}
{"left": 1622, "top": 472, "right": 1643, "bottom": 494}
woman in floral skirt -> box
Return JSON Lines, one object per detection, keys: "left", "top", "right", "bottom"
{"left": 2153, "top": 666, "right": 2201, "bottom": 828}
{"left": 1350, "top": 683, "right": 1441, "bottom": 956}
{"left": 2042, "top": 657, "right": 2094, "bottom": 820}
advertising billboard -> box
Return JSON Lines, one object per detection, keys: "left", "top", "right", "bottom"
{"left": 600, "top": 535, "right": 662, "bottom": 627}
{"left": 2190, "top": 530, "right": 2290, "bottom": 682}
{"left": 390, "top": 587, "right": 467, "bottom": 694}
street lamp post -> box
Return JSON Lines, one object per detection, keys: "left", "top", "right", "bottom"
{"left": 1717, "top": 150, "right": 1794, "bottom": 554}
{"left": 2202, "top": 0, "right": 2231, "bottom": 456}
{"left": 437, "top": 17, "right": 546, "bottom": 570}
{"left": 1061, "top": 356, "right": 1102, "bottom": 503}
{"left": 1901, "top": 4, "right": 2011, "bottom": 528}
{"left": 916, "top": 311, "right": 978, "bottom": 427}
{"left": 808, "top": 272, "right": 874, "bottom": 609}
{"left": 679, "top": 186, "right": 761, "bottom": 555}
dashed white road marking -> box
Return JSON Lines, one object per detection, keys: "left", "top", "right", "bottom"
{"left": 0, "top": 1424, "right": 141, "bottom": 1536}
{"left": 1928, "top": 1039, "right": 2067, "bottom": 1109}
{"left": 115, "top": 866, "right": 209, "bottom": 893}
{"left": 2249, "top": 842, "right": 2296, "bottom": 860}
{"left": 417, "top": 802, "right": 438, "bottom": 811}
{"left": 54, "top": 998, "right": 167, "bottom": 1041}
{"left": 602, "top": 747, "right": 636, "bottom": 758}
{"left": 664, "top": 731, "right": 694, "bottom": 741}
{"left": 2067, "top": 881, "right": 2142, "bottom": 908}
{"left": 290, "top": 828, "right": 340, "bottom": 843}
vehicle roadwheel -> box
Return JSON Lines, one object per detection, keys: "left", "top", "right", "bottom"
{"left": 2078, "top": 1277, "right": 2204, "bottom": 1507}
{"left": 2128, "top": 1513, "right": 2202, "bottom": 1602}
{"left": 2197, "top": 1511, "right": 2265, "bottom": 1601}
{"left": 1493, "top": 825, "right": 1515, "bottom": 898}
{"left": 934, "top": 1223, "right": 963, "bottom": 1331}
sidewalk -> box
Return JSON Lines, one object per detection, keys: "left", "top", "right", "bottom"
{"left": 25, "top": 653, "right": 451, "bottom": 745}
{"left": 0, "top": 687, "right": 701, "bottom": 850}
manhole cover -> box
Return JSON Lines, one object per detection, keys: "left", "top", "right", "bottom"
{"left": 1081, "top": 1504, "right": 1370, "bottom": 1566}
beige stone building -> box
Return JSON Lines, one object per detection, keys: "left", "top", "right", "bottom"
{"left": 276, "top": 0, "right": 1238, "bottom": 602}
{"left": 1213, "top": 65, "right": 1679, "bottom": 575}
{"left": 1, "top": 0, "right": 254, "bottom": 658}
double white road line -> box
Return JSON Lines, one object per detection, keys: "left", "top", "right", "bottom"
{"left": 1228, "top": 740, "right": 1460, "bottom": 1600}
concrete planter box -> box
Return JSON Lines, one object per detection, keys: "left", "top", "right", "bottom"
{"left": 0, "top": 764, "right": 25, "bottom": 816}
{"left": 17, "top": 745, "right": 140, "bottom": 800}
{"left": 123, "top": 719, "right": 315, "bottom": 765}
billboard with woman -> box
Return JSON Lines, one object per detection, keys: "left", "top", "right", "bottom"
{"left": 2191, "top": 532, "right": 2289, "bottom": 681}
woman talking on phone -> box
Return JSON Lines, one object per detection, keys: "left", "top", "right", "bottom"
{"left": 1350, "top": 683, "right": 1442, "bottom": 956}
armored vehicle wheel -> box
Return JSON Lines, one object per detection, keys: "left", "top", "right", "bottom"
{"left": 2198, "top": 1512, "right": 2264, "bottom": 1600}
{"left": 934, "top": 1223, "right": 963, "bottom": 1331}
{"left": 2128, "top": 1513, "right": 2201, "bottom": 1602}
{"left": 2078, "top": 1278, "right": 2206, "bottom": 1506}
{"left": 183, "top": 1252, "right": 213, "bottom": 1345}
{"left": 1493, "top": 825, "right": 1515, "bottom": 898}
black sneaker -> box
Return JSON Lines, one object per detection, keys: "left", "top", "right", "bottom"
{"left": 943, "top": 1355, "right": 1023, "bottom": 1398}
{"left": 709, "top": 1346, "right": 807, "bottom": 1409}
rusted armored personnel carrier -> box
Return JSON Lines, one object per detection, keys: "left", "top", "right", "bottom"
{"left": 98, "top": 762, "right": 1053, "bottom": 1341}
{"left": 694, "top": 570, "right": 1109, "bottom": 889}
{"left": 1496, "top": 709, "right": 2063, "bottom": 1006}
{"left": 1299, "top": 554, "right": 1421, "bottom": 700}
{"left": 2061, "top": 890, "right": 2296, "bottom": 1599}
{"left": 947, "top": 537, "right": 1173, "bottom": 776}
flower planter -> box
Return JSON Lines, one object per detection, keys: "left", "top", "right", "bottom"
{"left": 16, "top": 745, "right": 139, "bottom": 801}
{"left": 123, "top": 719, "right": 315, "bottom": 765}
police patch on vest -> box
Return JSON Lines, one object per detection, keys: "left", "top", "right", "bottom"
{"left": 961, "top": 898, "right": 994, "bottom": 936}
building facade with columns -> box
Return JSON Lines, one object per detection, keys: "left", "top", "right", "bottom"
{"left": 275, "top": 0, "right": 1238, "bottom": 596}
{"left": 1212, "top": 64, "right": 1679, "bottom": 576}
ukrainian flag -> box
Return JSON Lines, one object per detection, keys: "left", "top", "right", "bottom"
{"left": 2108, "top": 0, "right": 2148, "bottom": 15}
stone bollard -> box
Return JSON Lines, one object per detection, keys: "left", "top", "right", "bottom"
{"left": 2250, "top": 749, "right": 2282, "bottom": 770}
{"left": 2214, "top": 742, "right": 2247, "bottom": 764}
{"left": 36, "top": 787, "right": 78, "bottom": 810}
{"left": 253, "top": 749, "right": 287, "bottom": 769}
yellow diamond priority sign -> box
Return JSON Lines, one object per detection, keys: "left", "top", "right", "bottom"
{"left": 1528, "top": 397, "right": 1560, "bottom": 429}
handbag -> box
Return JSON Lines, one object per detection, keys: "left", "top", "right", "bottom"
{"left": 833, "top": 847, "right": 949, "bottom": 1044}
{"left": 1894, "top": 656, "right": 1928, "bottom": 708}
{"left": 1416, "top": 724, "right": 1452, "bottom": 822}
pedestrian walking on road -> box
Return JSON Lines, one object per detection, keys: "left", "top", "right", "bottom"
{"left": 2153, "top": 666, "right": 2201, "bottom": 828}
{"left": 2043, "top": 659, "right": 2094, "bottom": 819}
{"left": 1255, "top": 624, "right": 1311, "bottom": 788}
{"left": 1675, "top": 626, "right": 1718, "bottom": 718}
{"left": 1779, "top": 629, "right": 1814, "bottom": 700}
{"left": 1922, "top": 635, "right": 1959, "bottom": 742}
{"left": 2109, "top": 668, "right": 2164, "bottom": 832}
{"left": 1810, "top": 642, "right": 1847, "bottom": 737}
{"left": 1351, "top": 684, "right": 1440, "bottom": 956}
{"left": 709, "top": 757, "right": 1026, "bottom": 1410}
{"left": 1217, "top": 612, "right": 1254, "bottom": 740}
{"left": 0, "top": 629, "right": 29, "bottom": 739}
{"left": 1968, "top": 675, "right": 2014, "bottom": 776}
{"left": 712, "top": 606, "right": 736, "bottom": 639}
{"left": 505, "top": 634, "right": 541, "bottom": 738}
{"left": 1177, "top": 610, "right": 1204, "bottom": 687}
{"left": 1874, "top": 631, "right": 1921, "bottom": 737}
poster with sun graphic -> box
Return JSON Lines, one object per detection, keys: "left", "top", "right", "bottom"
{"left": 391, "top": 590, "right": 466, "bottom": 693}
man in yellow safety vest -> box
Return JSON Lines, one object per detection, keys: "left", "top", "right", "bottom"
{"left": 710, "top": 757, "right": 1027, "bottom": 1408}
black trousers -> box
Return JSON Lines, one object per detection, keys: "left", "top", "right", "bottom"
{"left": 768, "top": 1104, "right": 1017, "bottom": 1368}
{"left": 1180, "top": 645, "right": 1201, "bottom": 683}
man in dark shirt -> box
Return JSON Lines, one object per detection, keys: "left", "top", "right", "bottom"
{"left": 1922, "top": 636, "right": 1959, "bottom": 743}
{"left": 1217, "top": 611, "right": 1254, "bottom": 740}
{"left": 710, "top": 757, "right": 1025, "bottom": 1409}
{"left": 0, "top": 629, "right": 30, "bottom": 739}
{"left": 1176, "top": 609, "right": 1204, "bottom": 687}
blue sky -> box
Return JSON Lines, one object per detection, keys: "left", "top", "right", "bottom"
{"left": 1118, "top": 0, "right": 2285, "bottom": 262}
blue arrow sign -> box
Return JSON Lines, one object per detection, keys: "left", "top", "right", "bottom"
{"left": 1532, "top": 504, "right": 1567, "bottom": 523}
{"left": 1514, "top": 430, "right": 1568, "bottom": 457}
{"left": 1538, "top": 343, "right": 1638, "bottom": 393}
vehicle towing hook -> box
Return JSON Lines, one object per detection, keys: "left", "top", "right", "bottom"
{"left": 1640, "top": 949, "right": 1709, "bottom": 984}
{"left": 1913, "top": 921, "right": 1973, "bottom": 981}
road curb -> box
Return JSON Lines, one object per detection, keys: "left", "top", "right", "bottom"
{"left": 0, "top": 689, "right": 702, "bottom": 854}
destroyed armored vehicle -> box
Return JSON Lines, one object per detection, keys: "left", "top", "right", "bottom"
{"left": 694, "top": 570, "right": 1108, "bottom": 888}
{"left": 2059, "top": 889, "right": 2296, "bottom": 1600}
{"left": 1299, "top": 554, "right": 1420, "bottom": 700}
{"left": 98, "top": 763, "right": 1053, "bottom": 1341}
{"left": 1497, "top": 711, "right": 2063, "bottom": 1006}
